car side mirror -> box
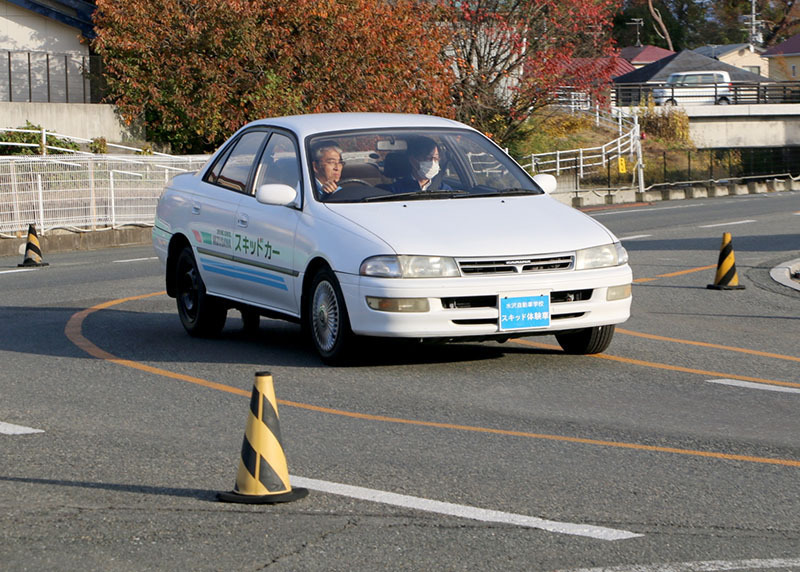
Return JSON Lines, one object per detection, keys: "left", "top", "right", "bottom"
{"left": 255, "top": 184, "right": 297, "bottom": 206}
{"left": 532, "top": 174, "right": 557, "bottom": 195}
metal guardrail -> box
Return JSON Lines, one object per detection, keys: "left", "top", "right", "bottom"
{"left": 612, "top": 81, "right": 800, "bottom": 107}
{"left": 0, "top": 155, "right": 209, "bottom": 237}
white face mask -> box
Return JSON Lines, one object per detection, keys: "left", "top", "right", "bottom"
{"left": 417, "top": 160, "right": 440, "bottom": 180}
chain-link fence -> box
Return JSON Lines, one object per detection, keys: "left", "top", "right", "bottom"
{"left": 0, "top": 155, "right": 209, "bottom": 237}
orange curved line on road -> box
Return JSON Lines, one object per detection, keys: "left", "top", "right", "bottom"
{"left": 633, "top": 264, "right": 717, "bottom": 283}
{"left": 617, "top": 328, "right": 800, "bottom": 363}
{"left": 513, "top": 339, "right": 800, "bottom": 389}
{"left": 65, "top": 292, "right": 251, "bottom": 399}
{"left": 64, "top": 292, "right": 800, "bottom": 468}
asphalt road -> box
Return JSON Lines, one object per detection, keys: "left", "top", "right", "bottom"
{"left": 2, "top": 191, "right": 799, "bottom": 571}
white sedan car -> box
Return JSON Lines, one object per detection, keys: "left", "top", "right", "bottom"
{"left": 153, "top": 113, "right": 632, "bottom": 363}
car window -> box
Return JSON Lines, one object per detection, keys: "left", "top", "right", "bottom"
{"left": 254, "top": 133, "right": 301, "bottom": 192}
{"left": 208, "top": 131, "right": 268, "bottom": 193}
{"left": 306, "top": 128, "right": 540, "bottom": 203}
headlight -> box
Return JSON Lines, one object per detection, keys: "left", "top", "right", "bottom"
{"left": 575, "top": 243, "right": 628, "bottom": 270}
{"left": 360, "top": 255, "right": 460, "bottom": 278}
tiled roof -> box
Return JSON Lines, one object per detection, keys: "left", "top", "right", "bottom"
{"left": 619, "top": 45, "right": 675, "bottom": 64}
{"left": 693, "top": 44, "right": 760, "bottom": 58}
{"left": 763, "top": 34, "right": 800, "bottom": 57}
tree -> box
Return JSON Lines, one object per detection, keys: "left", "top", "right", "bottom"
{"left": 710, "top": 0, "right": 800, "bottom": 46}
{"left": 613, "top": 1, "right": 800, "bottom": 50}
{"left": 92, "top": 0, "right": 454, "bottom": 153}
{"left": 446, "top": 0, "right": 621, "bottom": 152}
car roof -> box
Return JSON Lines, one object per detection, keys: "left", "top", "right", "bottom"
{"left": 243, "top": 113, "right": 473, "bottom": 140}
{"left": 670, "top": 70, "right": 729, "bottom": 76}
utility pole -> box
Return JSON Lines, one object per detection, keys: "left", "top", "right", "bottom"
{"left": 743, "top": 0, "right": 763, "bottom": 47}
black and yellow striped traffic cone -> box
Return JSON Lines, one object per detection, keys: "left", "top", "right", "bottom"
{"left": 707, "top": 232, "right": 745, "bottom": 290}
{"left": 18, "top": 224, "right": 48, "bottom": 267}
{"left": 218, "top": 372, "right": 308, "bottom": 504}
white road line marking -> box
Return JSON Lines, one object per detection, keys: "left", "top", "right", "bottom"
{"left": 559, "top": 557, "right": 800, "bottom": 572}
{"left": 708, "top": 379, "right": 800, "bottom": 394}
{"left": 699, "top": 219, "right": 756, "bottom": 228}
{"left": 620, "top": 234, "right": 652, "bottom": 241}
{"left": 0, "top": 421, "right": 44, "bottom": 435}
{"left": 591, "top": 204, "right": 701, "bottom": 216}
{"left": 0, "top": 268, "right": 38, "bottom": 275}
{"left": 290, "top": 476, "right": 642, "bottom": 541}
{"left": 113, "top": 257, "right": 158, "bottom": 263}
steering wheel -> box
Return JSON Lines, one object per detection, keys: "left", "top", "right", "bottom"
{"left": 339, "top": 178, "right": 370, "bottom": 186}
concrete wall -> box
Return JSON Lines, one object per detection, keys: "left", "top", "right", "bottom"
{"left": 0, "top": 102, "right": 142, "bottom": 141}
{"left": 682, "top": 104, "right": 800, "bottom": 148}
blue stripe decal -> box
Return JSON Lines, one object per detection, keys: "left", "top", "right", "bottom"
{"left": 200, "top": 258, "right": 288, "bottom": 291}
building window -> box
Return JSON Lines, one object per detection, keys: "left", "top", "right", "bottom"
{"left": 744, "top": 65, "right": 760, "bottom": 76}
{"left": 793, "top": 64, "right": 797, "bottom": 78}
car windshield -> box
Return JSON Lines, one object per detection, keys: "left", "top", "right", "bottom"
{"left": 307, "top": 128, "right": 543, "bottom": 203}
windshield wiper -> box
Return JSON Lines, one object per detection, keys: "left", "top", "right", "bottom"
{"left": 459, "top": 187, "right": 543, "bottom": 198}
{"left": 362, "top": 189, "right": 469, "bottom": 202}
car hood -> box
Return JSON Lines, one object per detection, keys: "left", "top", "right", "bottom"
{"left": 323, "top": 196, "right": 616, "bottom": 256}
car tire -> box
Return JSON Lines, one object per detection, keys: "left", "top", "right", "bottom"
{"left": 718, "top": 97, "right": 730, "bottom": 105}
{"left": 555, "top": 325, "right": 615, "bottom": 355}
{"left": 665, "top": 99, "right": 677, "bottom": 106}
{"left": 175, "top": 246, "right": 227, "bottom": 337}
{"left": 240, "top": 307, "right": 260, "bottom": 332}
{"left": 306, "top": 267, "right": 353, "bottom": 364}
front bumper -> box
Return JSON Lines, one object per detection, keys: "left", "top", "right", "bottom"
{"left": 338, "top": 265, "right": 632, "bottom": 339}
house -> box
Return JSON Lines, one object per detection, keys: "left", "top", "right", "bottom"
{"left": 693, "top": 44, "right": 768, "bottom": 78}
{"left": 0, "top": 0, "right": 136, "bottom": 142}
{"left": 612, "top": 50, "right": 769, "bottom": 106}
{"left": 619, "top": 45, "right": 675, "bottom": 69}
{"left": 613, "top": 50, "right": 768, "bottom": 84}
{"left": 762, "top": 33, "right": 800, "bottom": 80}
{"left": 1, "top": 0, "right": 96, "bottom": 103}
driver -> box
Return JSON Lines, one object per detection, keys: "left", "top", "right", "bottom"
{"left": 311, "top": 142, "right": 344, "bottom": 197}
{"left": 389, "top": 136, "right": 451, "bottom": 193}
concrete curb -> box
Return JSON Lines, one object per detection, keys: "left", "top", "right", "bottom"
{"left": 0, "top": 226, "right": 153, "bottom": 260}
{"left": 563, "top": 176, "right": 800, "bottom": 208}
{"left": 769, "top": 258, "right": 800, "bottom": 292}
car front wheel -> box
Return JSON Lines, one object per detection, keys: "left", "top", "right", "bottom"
{"left": 306, "top": 267, "right": 353, "bottom": 364}
{"left": 175, "top": 246, "right": 227, "bottom": 337}
{"left": 555, "top": 325, "right": 615, "bottom": 355}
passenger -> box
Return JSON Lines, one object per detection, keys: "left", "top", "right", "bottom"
{"left": 389, "top": 136, "right": 450, "bottom": 193}
{"left": 311, "top": 142, "right": 344, "bottom": 197}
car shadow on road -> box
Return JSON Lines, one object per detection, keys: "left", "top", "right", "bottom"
{"left": 0, "top": 305, "right": 558, "bottom": 368}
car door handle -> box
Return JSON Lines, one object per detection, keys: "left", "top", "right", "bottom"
{"left": 191, "top": 202, "right": 201, "bottom": 215}
{"left": 236, "top": 213, "right": 249, "bottom": 228}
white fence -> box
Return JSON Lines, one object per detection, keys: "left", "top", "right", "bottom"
{"left": 0, "top": 155, "right": 209, "bottom": 237}
{"left": 519, "top": 107, "right": 642, "bottom": 183}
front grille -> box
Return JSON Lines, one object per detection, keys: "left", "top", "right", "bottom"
{"left": 457, "top": 254, "right": 574, "bottom": 275}
{"left": 441, "top": 295, "right": 497, "bottom": 309}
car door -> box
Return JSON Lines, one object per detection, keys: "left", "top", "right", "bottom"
{"left": 191, "top": 129, "right": 270, "bottom": 298}
{"left": 231, "top": 131, "right": 303, "bottom": 315}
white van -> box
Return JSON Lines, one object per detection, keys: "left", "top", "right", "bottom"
{"left": 653, "top": 71, "right": 733, "bottom": 105}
